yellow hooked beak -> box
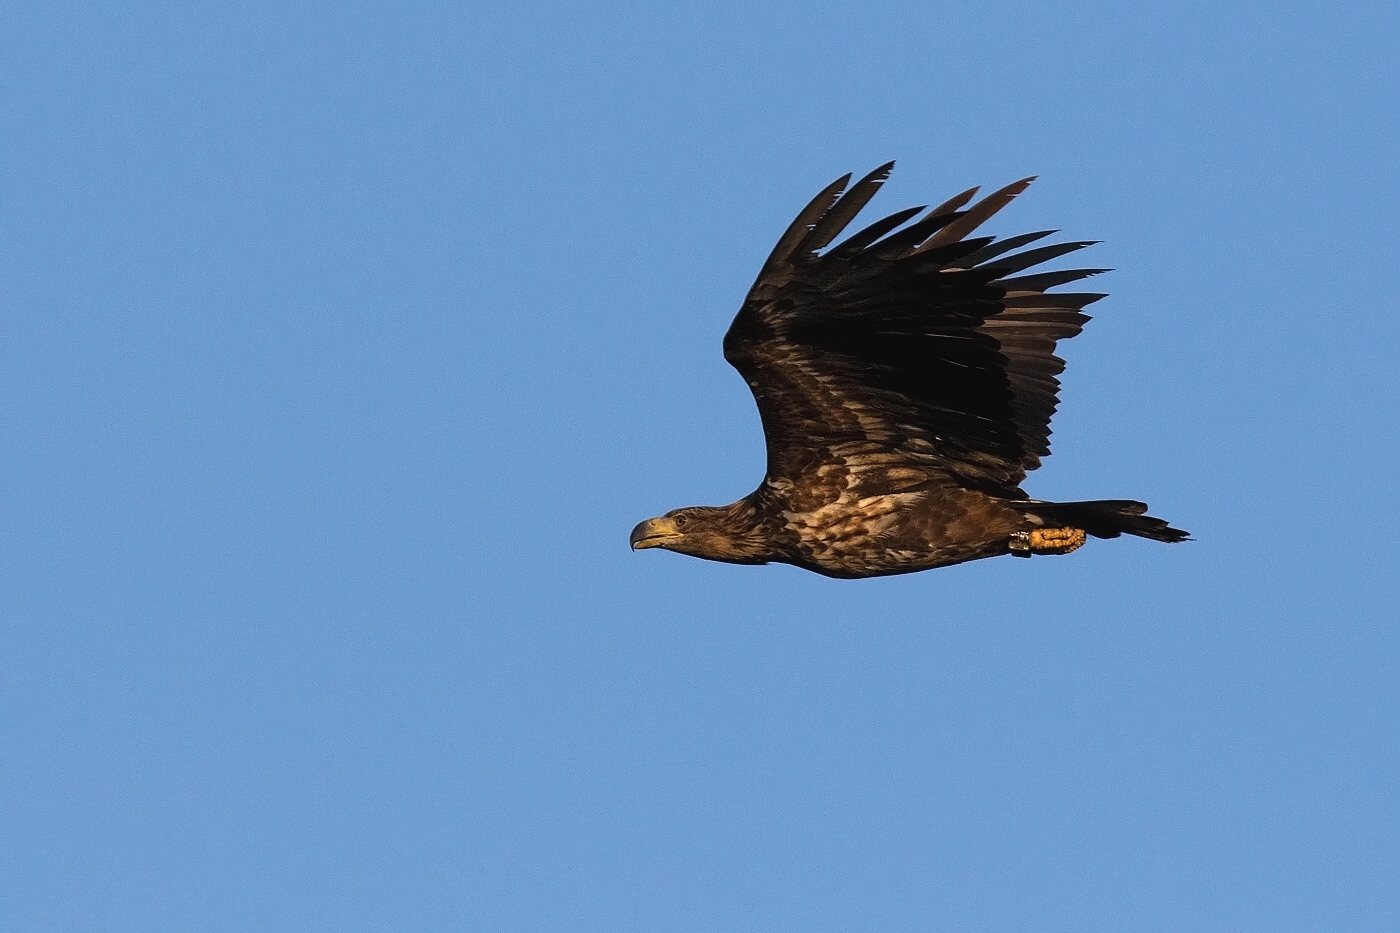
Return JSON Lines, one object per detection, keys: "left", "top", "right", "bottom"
{"left": 630, "top": 516, "right": 682, "bottom": 550}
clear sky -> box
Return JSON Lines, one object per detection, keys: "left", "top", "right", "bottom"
{"left": 3, "top": 4, "right": 1397, "bottom": 931}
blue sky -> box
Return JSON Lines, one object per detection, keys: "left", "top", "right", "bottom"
{"left": 2, "top": 3, "right": 1397, "bottom": 931}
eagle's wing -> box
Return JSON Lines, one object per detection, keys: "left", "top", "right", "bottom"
{"left": 723, "top": 163, "right": 1104, "bottom": 495}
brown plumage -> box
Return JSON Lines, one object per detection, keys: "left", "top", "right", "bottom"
{"left": 630, "top": 163, "right": 1188, "bottom": 578}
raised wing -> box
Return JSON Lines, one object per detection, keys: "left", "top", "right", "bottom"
{"left": 723, "top": 163, "right": 1104, "bottom": 494}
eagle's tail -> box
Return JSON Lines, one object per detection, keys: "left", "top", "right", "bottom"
{"left": 1012, "top": 499, "right": 1190, "bottom": 543}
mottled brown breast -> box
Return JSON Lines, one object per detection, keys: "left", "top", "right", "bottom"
{"left": 768, "top": 479, "right": 1028, "bottom": 578}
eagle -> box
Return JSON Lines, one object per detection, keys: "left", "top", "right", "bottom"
{"left": 630, "top": 163, "right": 1188, "bottom": 578}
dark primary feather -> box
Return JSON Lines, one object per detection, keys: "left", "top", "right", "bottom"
{"left": 915, "top": 177, "right": 1036, "bottom": 252}
{"left": 725, "top": 164, "right": 1105, "bottom": 493}
{"left": 795, "top": 162, "right": 895, "bottom": 255}
{"left": 924, "top": 184, "right": 982, "bottom": 219}
{"left": 753, "top": 172, "right": 853, "bottom": 287}
{"left": 956, "top": 230, "right": 1057, "bottom": 268}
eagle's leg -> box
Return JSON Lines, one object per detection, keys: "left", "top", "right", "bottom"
{"left": 1008, "top": 527, "right": 1087, "bottom": 557}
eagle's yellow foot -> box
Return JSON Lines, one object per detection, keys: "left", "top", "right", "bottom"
{"left": 1008, "top": 527, "right": 1087, "bottom": 557}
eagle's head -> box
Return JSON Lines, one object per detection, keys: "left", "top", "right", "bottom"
{"left": 629, "top": 502, "right": 773, "bottom": 565}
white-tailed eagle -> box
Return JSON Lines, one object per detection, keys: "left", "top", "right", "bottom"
{"left": 631, "top": 163, "right": 1187, "bottom": 578}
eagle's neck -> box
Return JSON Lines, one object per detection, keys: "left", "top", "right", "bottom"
{"left": 697, "top": 495, "right": 784, "bottom": 565}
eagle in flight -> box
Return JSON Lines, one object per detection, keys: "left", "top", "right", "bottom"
{"left": 630, "top": 163, "right": 1188, "bottom": 578}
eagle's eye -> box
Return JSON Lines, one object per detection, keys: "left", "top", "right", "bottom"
{"left": 673, "top": 513, "right": 688, "bottom": 528}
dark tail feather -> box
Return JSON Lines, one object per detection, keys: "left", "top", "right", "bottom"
{"left": 1012, "top": 499, "right": 1190, "bottom": 543}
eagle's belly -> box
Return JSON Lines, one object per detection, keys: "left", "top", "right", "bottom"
{"left": 777, "top": 486, "right": 1025, "bottom": 578}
